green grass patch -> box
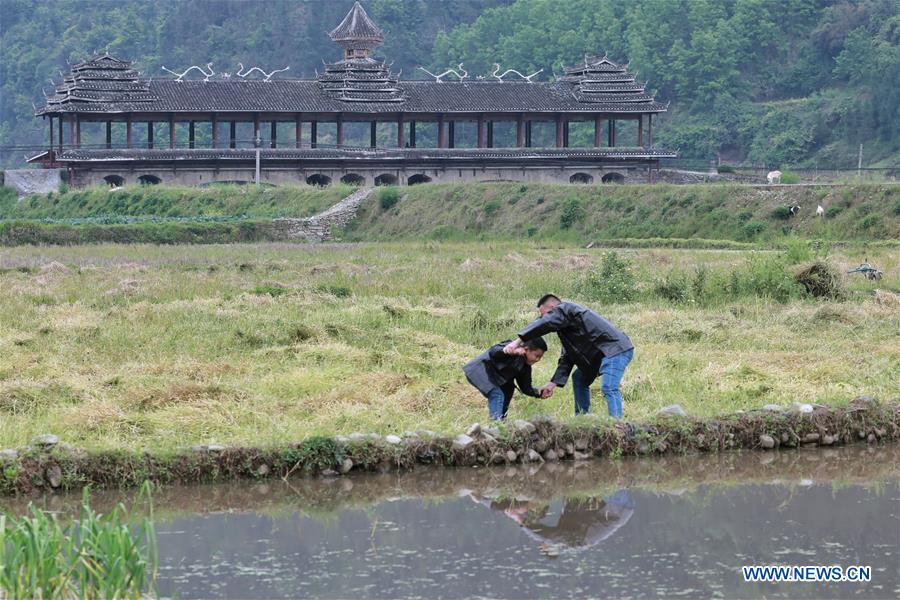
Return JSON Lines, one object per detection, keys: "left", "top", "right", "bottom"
{"left": 0, "top": 241, "right": 895, "bottom": 453}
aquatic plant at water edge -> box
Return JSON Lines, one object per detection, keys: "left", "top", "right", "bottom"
{"left": 0, "top": 483, "right": 157, "bottom": 598}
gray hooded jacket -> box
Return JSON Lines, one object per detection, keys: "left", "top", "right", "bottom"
{"left": 518, "top": 301, "right": 633, "bottom": 387}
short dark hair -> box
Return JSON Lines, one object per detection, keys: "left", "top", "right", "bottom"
{"left": 537, "top": 294, "right": 561, "bottom": 308}
{"left": 524, "top": 337, "right": 548, "bottom": 352}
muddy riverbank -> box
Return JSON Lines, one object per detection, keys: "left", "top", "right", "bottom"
{"left": 1, "top": 396, "right": 896, "bottom": 496}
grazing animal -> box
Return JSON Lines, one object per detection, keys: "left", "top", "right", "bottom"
{"left": 816, "top": 205, "right": 825, "bottom": 217}
{"left": 767, "top": 170, "right": 782, "bottom": 184}
{"left": 789, "top": 204, "right": 801, "bottom": 216}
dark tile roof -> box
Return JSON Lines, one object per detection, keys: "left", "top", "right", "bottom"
{"left": 38, "top": 50, "right": 668, "bottom": 117}
{"left": 329, "top": 2, "right": 383, "bottom": 46}
{"left": 39, "top": 79, "right": 667, "bottom": 115}
{"left": 317, "top": 58, "right": 405, "bottom": 103}
{"left": 44, "top": 53, "right": 158, "bottom": 111}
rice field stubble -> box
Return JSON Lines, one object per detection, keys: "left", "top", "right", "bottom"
{"left": 0, "top": 242, "right": 897, "bottom": 452}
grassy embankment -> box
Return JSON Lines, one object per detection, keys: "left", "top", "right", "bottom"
{"left": 1, "top": 182, "right": 898, "bottom": 246}
{"left": 0, "top": 184, "right": 353, "bottom": 245}
{"left": 0, "top": 242, "right": 897, "bottom": 455}
{"left": 349, "top": 182, "right": 900, "bottom": 244}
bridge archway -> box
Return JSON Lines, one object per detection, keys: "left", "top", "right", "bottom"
{"left": 375, "top": 173, "right": 398, "bottom": 186}
{"left": 407, "top": 174, "right": 432, "bottom": 186}
{"left": 103, "top": 175, "right": 125, "bottom": 187}
{"left": 569, "top": 172, "right": 594, "bottom": 184}
{"left": 306, "top": 174, "right": 332, "bottom": 187}
{"left": 340, "top": 173, "right": 365, "bottom": 186}
{"left": 138, "top": 174, "right": 161, "bottom": 186}
{"left": 601, "top": 172, "right": 625, "bottom": 184}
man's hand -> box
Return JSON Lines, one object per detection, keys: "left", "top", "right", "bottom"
{"left": 503, "top": 339, "right": 523, "bottom": 355}
{"left": 540, "top": 383, "right": 557, "bottom": 399}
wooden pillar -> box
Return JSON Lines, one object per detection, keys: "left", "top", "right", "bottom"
{"left": 57, "top": 116, "right": 64, "bottom": 151}
{"left": 476, "top": 116, "right": 485, "bottom": 148}
{"left": 105, "top": 121, "right": 112, "bottom": 149}
{"left": 310, "top": 120, "right": 317, "bottom": 148}
{"left": 555, "top": 115, "right": 563, "bottom": 148}
{"left": 68, "top": 119, "right": 75, "bottom": 150}
{"left": 370, "top": 121, "right": 377, "bottom": 148}
{"left": 594, "top": 116, "right": 602, "bottom": 147}
{"left": 147, "top": 121, "right": 153, "bottom": 149}
{"left": 397, "top": 114, "right": 405, "bottom": 148}
{"left": 74, "top": 114, "right": 81, "bottom": 149}
{"left": 516, "top": 115, "right": 524, "bottom": 148}
{"left": 295, "top": 115, "right": 302, "bottom": 148}
{"left": 448, "top": 120, "right": 455, "bottom": 148}
{"left": 638, "top": 115, "right": 643, "bottom": 147}
{"left": 126, "top": 115, "right": 132, "bottom": 149}
{"left": 437, "top": 115, "right": 445, "bottom": 148}
{"left": 270, "top": 121, "right": 277, "bottom": 149}
{"left": 189, "top": 121, "right": 195, "bottom": 149}
{"left": 410, "top": 120, "right": 416, "bottom": 148}
{"left": 336, "top": 114, "right": 344, "bottom": 147}
{"left": 168, "top": 114, "right": 175, "bottom": 149}
{"left": 211, "top": 115, "right": 218, "bottom": 148}
{"left": 253, "top": 114, "right": 260, "bottom": 146}
{"left": 607, "top": 119, "right": 615, "bottom": 147}
{"left": 49, "top": 116, "right": 55, "bottom": 149}
{"left": 563, "top": 120, "right": 569, "bottom": 147}
{"left": 525, "top": 121, "right": 532, "bottom": 147}
{"left": 229, "top": 121, "right": 236, "bottom": 149}
{"left": 486, "top": 121, "right": 493, "bottom": 148}
{"left": 648, "top": 114, "right": 653, "bottom": 146}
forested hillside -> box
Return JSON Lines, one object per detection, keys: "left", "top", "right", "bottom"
{"left": 0, "top": 0, "right": 511, "bottom": 167}
{"left": 433, "top": 0, "right": 899, "bottom": 167}
{"left": 1, "top": 0, "right": 897, "bottom": 168}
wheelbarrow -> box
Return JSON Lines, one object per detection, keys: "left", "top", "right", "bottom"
{"left": 848, "top": 263, "right": 883, "bottom": 281}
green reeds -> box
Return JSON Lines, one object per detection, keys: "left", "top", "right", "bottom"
{"left": 0, "top": 483, "right": 157, "bottom": 598}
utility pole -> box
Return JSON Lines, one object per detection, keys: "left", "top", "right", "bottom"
{"left": 858, "top": 143, "right": 863, "bottom": 179}
{"left": 255, "top": 134, "right": 261, "bottom": 185}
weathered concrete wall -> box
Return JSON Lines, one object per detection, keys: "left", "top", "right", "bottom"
{"left": 69, "top": 165, "right": 648, "bottom": 188}
{"left": 3, "top": 169, "right": 63, "bottom": 196}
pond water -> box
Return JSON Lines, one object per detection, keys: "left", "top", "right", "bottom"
{"left": 5, "top": 444, "right": 899, "bottom": 599}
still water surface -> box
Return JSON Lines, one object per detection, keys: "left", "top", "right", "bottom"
{"left": 11, "top": 445, "right": 900, "bottom": 599}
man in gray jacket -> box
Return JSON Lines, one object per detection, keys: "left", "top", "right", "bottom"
{"left": 504, "top": 294, "right": 634, "bottom": 418}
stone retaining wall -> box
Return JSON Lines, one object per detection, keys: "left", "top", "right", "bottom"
{"left": 1, "top": 397, "right": 895, "bottom": 495}
{"left": 270, "top": 186, "right": 373, "bottom": 241}
{"left": 3, "top": 169, "right": 63, "bottom": 196}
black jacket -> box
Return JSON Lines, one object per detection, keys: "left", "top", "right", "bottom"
{"left": 463, "top": 340, "right": 542, "bottom": 398}
{"left": 518, "top": 301, "right": 633, "bottom": 387}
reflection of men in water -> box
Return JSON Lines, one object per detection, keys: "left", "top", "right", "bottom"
{"left": 469, "top": 490, "right": 634, "bottom": 554}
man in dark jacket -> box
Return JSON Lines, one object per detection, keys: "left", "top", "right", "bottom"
{"left": 464, "top": 337, "right": 548, "bottom": 420}
{"left": 504, "top": 294, "right": 633, "bottom": 418}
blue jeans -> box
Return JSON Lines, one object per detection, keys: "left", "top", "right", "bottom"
{"left": 484, "top": 387, "right": 508, "bottom": 421}
{"left": 571, "top": 349, "right": 633, "bottom": 418}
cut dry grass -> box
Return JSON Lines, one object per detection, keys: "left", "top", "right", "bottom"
{"left": 0, "top": 241, "right": 897, "bottom": 452}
